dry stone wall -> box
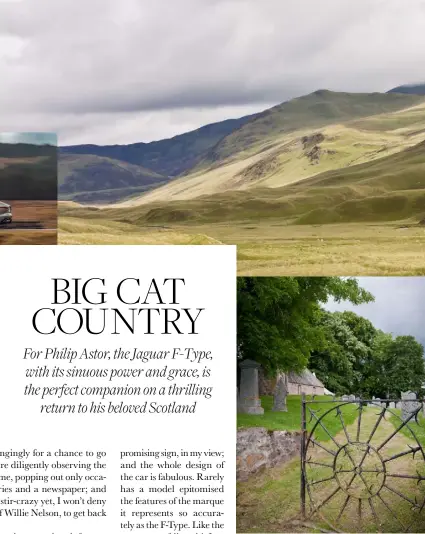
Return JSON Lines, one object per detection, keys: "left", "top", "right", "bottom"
{"left": 237, "top": 427, "right": 301, "bottom": 480}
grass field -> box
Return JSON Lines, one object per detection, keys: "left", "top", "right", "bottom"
{"left": 237, "top": 395, "right": 358, "bottom": 436}
{"left": 237, "top": 398, "right": 425, "bottom": 533}
{"left": 57, "top": 95, "right": 425, "bottom": 274}
{"left": 58, "top": 214, "right": 425, "bottom": 275}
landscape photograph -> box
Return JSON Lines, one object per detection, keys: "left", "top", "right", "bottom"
{"left": 0, "top": 133, "right": 57, "bottom": 245}
{"left": 2, "top": 0, "right": 425, "bottom": 269}
{"left": 237, "top": 276, "right": 425, "bottom": 533}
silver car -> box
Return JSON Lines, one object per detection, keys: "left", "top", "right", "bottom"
{"left": 0, "top": 201, "right": 12, "bottom": 224}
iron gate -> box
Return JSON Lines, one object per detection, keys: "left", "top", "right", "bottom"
{"left": 300, "top": 394, "right": 425, "bottom": 532}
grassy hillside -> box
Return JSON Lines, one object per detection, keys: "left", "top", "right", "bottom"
{"left": 60, "top": 113, "right": 260, "bottom": 177}
{"left": 59, "top": 153, "right": 169, "bottom": 203}
{"left": 131, "top": 95, "right": 425, "bottom": 205}
{"left": 61, "top": 134, "right": 425, "bottom": 227}
{"left": 201, "top": 90, "right": 425, "bottom": 165}
{"left": 58, "top": 91, "right": 425, "bottom": 207}
{"left": 388, "top": 83, "right": 425, "bottom": 95}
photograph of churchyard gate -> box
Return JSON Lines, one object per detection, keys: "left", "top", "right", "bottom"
{"left": 236, "top": 277, "right": 425, "bottom": 533}
{"left": 0, "top": 133, "right": 58, "bottom": 245}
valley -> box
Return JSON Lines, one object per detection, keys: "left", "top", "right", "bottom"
{"left": 58, "top": 88, "right": 425, "bottom": 273}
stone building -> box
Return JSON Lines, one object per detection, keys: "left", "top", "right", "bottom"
{"left": 286, "top": 370, "right": 325, "bottom": 395}
{"left": 259, "top": 368, "right": 325, "bottom": 396}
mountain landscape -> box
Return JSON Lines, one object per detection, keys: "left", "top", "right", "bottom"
{"left": 59, "top": 84, "right": 425, "bottom": 274}
{"left": 388, "top": 83, "right": 425, "bottom": 95}
{"left": 58, "top": 153, "right": 169, "bottom": 203}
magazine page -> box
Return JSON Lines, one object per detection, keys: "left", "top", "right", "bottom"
{"left": 0, "top": 245, "right": 236, "bottom": 533}
{"left": 3, "top": 1, "right": 425, "bottom": 534}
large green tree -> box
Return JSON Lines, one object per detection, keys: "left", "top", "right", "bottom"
{"left": 237, "top": 277, "right": 373, "bottom": 374}
{"left": 382, "top": 336, "right": 425, "bottom": 397}
{"left": 309, "top": 311, "right": 371, "bottom": 395}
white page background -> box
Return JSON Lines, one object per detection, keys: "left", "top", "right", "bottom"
{"left": 0, "top": 245, "right": 236, "bottom": 534}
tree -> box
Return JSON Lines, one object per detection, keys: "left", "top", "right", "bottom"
{"left": 309, "top": 311, "right": 371, "bottom": 395}
{"left": 237, "top": 277, "right": 373, "bottom": 374}
{"left": 361, "top": 330, "right": 393, "bottom": 397}
{"left": 382, "top": 336, "right": 425, "bottom": 397}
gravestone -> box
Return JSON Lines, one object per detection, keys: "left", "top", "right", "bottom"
{"left": 396, "top": 402, "right": 402, "bottom": 409}
{"left": 348, "top": 394, "right": 356, "bottom": 402}
{"left": 341, "top": 395, "right": 349, "bottom": 401}
{"left": 238, "top": 360, "right": 264, "bottom": 415}
{"left": 389, "top": 402, "right": 396, "bottom": 409}
{"left": 401, "top": 391, "right": 420, "bottom": 422}
{"left": 272, "top": 373, "right": 288, "bottom": 412}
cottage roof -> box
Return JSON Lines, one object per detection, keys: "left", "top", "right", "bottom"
{"left": 287, "top": 369, "right": 324, "bottom": 388}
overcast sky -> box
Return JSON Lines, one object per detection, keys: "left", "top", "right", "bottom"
{"left": 326, "top": 278, "right": 425, "bottom": 349}
{"left": 0, "top": 132, "right": 56, "bottom": 144}
{"left": 1, "top": 0, "right": 425, "bottom": 146}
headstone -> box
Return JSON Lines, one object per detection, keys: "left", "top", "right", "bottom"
{"left": 348, "top": 394, "right": 356, "bottom": 402}
{"left": 272, "top": 373, "right": 288, "bottom": 412}
{"left": 401, "top": 391, "right": 420, "bottom": 422}
{"left": 341, "top": 395, "right": 349, "bottom": 401}
{"left": 238, "top": 360, "right": 264, "bottom": 415}
{"left": 389, "top": 402, "right": 395, "bottom": 409}
{"left": 396, "top": 402, "right": 401, "bottom": 409}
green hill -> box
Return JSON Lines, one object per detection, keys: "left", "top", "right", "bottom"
{"left": 58, "top": 153, "right": 169, "bottom": 203}
{"left": 200, "top": 90, "right": 425, "bottom": 166}
{"left": 388, "top": 83, "right": 425, "bottom": 95}
{"left": 60, "top": 113, "right": 260, "bottom": 177}
{"left": 128, "top": 93, "right": 425, "bottom": 205}
{"left": 61, "top": 138, "right": 425, "bottom": 226}
{"left": 0, "top": 143, "right": 57, "bottom": 200}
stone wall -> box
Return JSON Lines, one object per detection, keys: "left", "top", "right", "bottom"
{"left": 237, "top": 427, "right": 301, "bottom": 481}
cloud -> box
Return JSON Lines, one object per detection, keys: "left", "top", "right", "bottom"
{"left": 325, "top": 277, "right": 425, "bottom": 348}
{"left": 0, "top": 132, "right": 56, "bottom": 144}
{"left": 1, "top": 0, "right": 425, "bottom": 143}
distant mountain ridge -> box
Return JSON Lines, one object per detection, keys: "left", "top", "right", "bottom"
{"left": 0, "top": 142, "right": 57, "bottom": 200}
{"left": 59, "top": 88, "right": 425, "bottom": 204}
{"left": 127, "top": 90, "right": 425, "bottom": 205}
{"left": 388, "top": 83, "right": 425, "bottom": 95}
{"left": 59, "top": 153, "right": 169, "bottom": 203}
{"left": 60, "top": 113, "right": 260, "bottom": 177}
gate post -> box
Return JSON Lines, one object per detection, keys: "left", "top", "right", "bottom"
{"left": 300, "top": 392, "right": 306, "bottom": 518}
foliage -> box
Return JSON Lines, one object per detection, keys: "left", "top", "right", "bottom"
{"left": 310, "top": 312, "right": 425, "bottom": 398}
{"left": 237, "top": 277, "right": 373, "bottom": 374}
{"left": 309, "top": 311, "right": 370, "bottom": 395}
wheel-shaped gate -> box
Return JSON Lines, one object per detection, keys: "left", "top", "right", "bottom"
{"left": 301, "top": 395, "right": 425, "bottom": 532}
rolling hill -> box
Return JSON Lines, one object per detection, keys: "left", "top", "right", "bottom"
{"left": 196, "top": 90, "right": 425, "bottom": 167}
{"left": 58, "top": 153, "right": 169, "bottom": 203}
{"left": 60, "top": 137, "right": 425, "bottom": 227}
{"left": 60, "top": 112, "right": 260, "bottom": 177}
{"left": 59, "top": 90, "right": 425, "bottom": 205}
{"left": 121, "top": 92, "right": 425, "bottom": 205}
{"left": 0, "top": 143, "right": 57, "bottom": 200}
{"left": 388, "top": 83, "right": 425, "bottom": 95}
